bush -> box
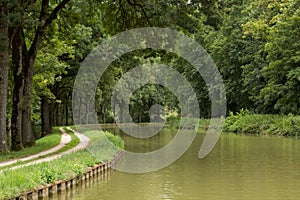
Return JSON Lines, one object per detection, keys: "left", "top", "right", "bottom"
{"left": 41, "top": 168, "right": 57, "bottom": 183}
{"left": 224, "top": 111, "right": 300, "bottom": 136}
{"left": 166, "top": 115, "right": 180, "bottom": 129}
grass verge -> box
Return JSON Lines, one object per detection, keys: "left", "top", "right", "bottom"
{"left": 0, "top": 127, "right": 62, "bottom": 162}
{"left": 0, "top": 127, "right": 80, "bottom": 171}
{"left": 53, "top": 128, "right": 80, "bottom": 154}
{"left": 0, "top": 130, "right": 123, "bottom": 199}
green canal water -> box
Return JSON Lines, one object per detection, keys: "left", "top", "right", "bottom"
{"left": 57, "top": 128, "right": 300, "bottom": 200}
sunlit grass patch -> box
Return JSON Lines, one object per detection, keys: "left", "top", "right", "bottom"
{"left": 0, "top": 127, "right": 62, "bottom": 162}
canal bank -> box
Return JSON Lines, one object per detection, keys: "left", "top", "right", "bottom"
{"left": 0, "top": 130, "right": 124, "bottom": 200}
{"left": 7, "top": 151, "right": 123, "bottom": 200}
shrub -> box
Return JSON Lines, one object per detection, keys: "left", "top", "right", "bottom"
{"left": 41, "top": 168, "right": 57, "bottom": 183}
{"left": 224, "top": 112, "right": 300, "bottom": 136}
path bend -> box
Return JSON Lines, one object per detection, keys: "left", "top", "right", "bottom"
{"left": 0, "top": 127, "right": 90, "bottom": 172}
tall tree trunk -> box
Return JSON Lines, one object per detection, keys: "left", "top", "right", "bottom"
{"left": 41, "top": 96, "right": 51, "bottom": 137}
{"left": 113, "top": 102, "right": 116, "bottom": 124}
{"left": 79, "top": 98, "right": 82, "bottom": 124}
{"left": 65, "top": 97, "right": 68, "bottom": 126}
{"left": 60, "top": 103, "right": 64, "bottom": 126}
{"left": 11, "top": 27, "right": 24, "bottom": 150}
{"left": 21, "top": 0, "right": 71, "bottom": 146}
{"left": 55, "top": 103, "right": 59, "bottom": 126}
{"left": 138, "top": 111, "right": 141, "bottom": 123}
{"left": 21, "top": 57, "right": 35, "bottom": 146}
{"left": 102, "top": 104, "right": 106, "bottom": 124}
{"left": 119, "top": 101, "right": 124, "bottom": 123}
{"left": 86, "top": 102, "right": 89, "bottom": 124}
{"left": 0, "top": 1, "right": 9, "bottom": 152}
{"left": 49, "top": 103, "right": 53, "bottom": 132}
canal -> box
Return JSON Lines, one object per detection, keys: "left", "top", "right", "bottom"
{"left": 55, "top": 127, "right": 300, "bottom": 200}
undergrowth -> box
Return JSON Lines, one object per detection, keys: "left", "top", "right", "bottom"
{"left": 224, "top": 109, "right": 300, "bottom": 136}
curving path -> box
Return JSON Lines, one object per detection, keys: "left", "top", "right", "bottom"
{"left": 0, "top": 127, "right": 90, "bottom": 172}
{"left": 0, "top": 127, "right": 71, "bottom": 168}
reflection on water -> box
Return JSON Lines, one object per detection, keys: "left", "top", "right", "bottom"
{"left": 53, "top": 128, "right": 300, "bottom": 200}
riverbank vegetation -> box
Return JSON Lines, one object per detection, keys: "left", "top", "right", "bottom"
{"left": 0, "top": 131, "right": 123, "bottom": 199}
{"left": 166, "top": 111, "right": 300, "bottom": 137}
{"left": 224, "top": 110, "right": 300, "bottom": 136}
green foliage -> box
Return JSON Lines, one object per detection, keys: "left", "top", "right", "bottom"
{"left": 41, "top": 167, "right": 58, "bottom": 184}
{"left": 71, "top": 164, "right": 84, "bottom": 176}
{"left": 266, "top": 114, "right": 300, "bottom": 136}
{"left": 224, "top": 109, "right": 250, "bottom": 131}
{"left": 224, "top": 113, "right": 300, "bottom": 136}
{"left": 104, "top": 131, "right": 124, "bottom": 149}
{"left": 260, "top": 7, "right": 300, "bottom": 114}
{"left": 166, "top": 113, "right": 180, "bottom": 129}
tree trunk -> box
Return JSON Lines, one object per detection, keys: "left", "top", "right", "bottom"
{"left": 49, "top": 104, "right": 53, "bottom": 132}
{"left": 55, "top": 103, "right": 59, "bottom": 126}
{"left": 113, "top": 101, "right": 116, "bottom": 123}
{"left": 11, "top": 26, "right": 24, "bottom": 150}
{"left": 86, "top": 102, "right": 89, "bottom": 124}
{"left": 20, "top": 0, "right": 71, "bottom": 146}
{"left": 138, "top": 111, "right": 141, "bottom": 123}
{"left": 0, "top": 1, "right": 9, "bottom": 152}
{"left": 102, "top": 104, "right": 106, "bottom": 123}
{"left": 41, "top": 96, "right": 51, "bottom": 137}
{"left": 61, "top": 103, "right": 64, "bottom": 126}
{"left": 120, "top": 101, "right": 124, "bottom": 123}
{"left": 65, "top": 97, "right": 68, "bottom": 126}
{"left": 21, "top": 56, "right": 35, "bottom": 146}
{"left": 79, "top": 98, "right": 82, "bottom": 124}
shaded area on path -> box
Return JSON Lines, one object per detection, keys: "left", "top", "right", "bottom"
{"left": 0, "top": 127, "right": 90, "bottom": 172}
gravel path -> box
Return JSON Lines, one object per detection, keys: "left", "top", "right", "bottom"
{"left": 0, "top": 127, "right": 71, "bottom": 168}
{"left": 0, "top": 127, "right": 90, "bottom": 172}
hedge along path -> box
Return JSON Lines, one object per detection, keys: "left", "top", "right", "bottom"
{"left": 0, "top": 127, "right": 90, "bottom": 172}
{"left": 0, "top": 127, "right": 71, "bottom": 168}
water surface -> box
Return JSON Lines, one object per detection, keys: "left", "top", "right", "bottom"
{"left": 56, "top": 128, "right": 300, "bottom": 200}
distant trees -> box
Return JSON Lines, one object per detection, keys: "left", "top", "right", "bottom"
{"left": 201, "top": 0, "right": 300, "bottom": 115}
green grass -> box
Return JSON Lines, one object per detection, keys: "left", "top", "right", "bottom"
{"left": 0, "top": 130, "right": 123, "bottom": 199}
{"left": 0, "top": 127, "right": 62, "bottom": 162}
{"left": 53, "top": 128, "right": 80, "bottom": 154}
{"left": 84, "top": 130, "right": 124, "bottom": 163}
{"left": 224, "top": 110, "right": 300, "bottom": 136}
{"left": 0, "top": 128, "right": 81, "bottom": 171}
{"left": 0, "top": 150, "right": 99, "bottom": 199}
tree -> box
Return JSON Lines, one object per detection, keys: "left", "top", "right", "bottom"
{"left": 33, "top": 26, "right": 73, "bottom": 136}
{"left": 262, "top": 4, "right": 300, "bottom": 114}
{"left": 0, "top": 0, "right": 9, "bottom": 152}
{"left": 9, "top": 0, "right": 71, "bottom": 150}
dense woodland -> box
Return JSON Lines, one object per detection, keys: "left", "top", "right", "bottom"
{"left": 0, "top": 0, "right": 299, "bottom": 152}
